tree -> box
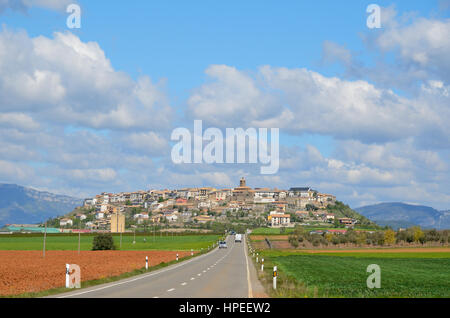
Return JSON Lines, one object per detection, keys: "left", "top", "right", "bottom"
{"left": 325, "top": 233, "right": 334, "bottom": 243}
{"left": 92, "top": 234, "right": 116, "bottom": 250}
{"left": 306, "top": 204, "right": 318, "bottom": 211}
{"left": 356, "top": 232, "right": 367, "bottom": 246}
{"left": 384, "top": 229, "right": 396, "bottom": 245}
{"left": 288, "top": 235, "right": 299, "bottom": 248}
{"left": 412, "top": 226, "right": 424, "bottom": 243}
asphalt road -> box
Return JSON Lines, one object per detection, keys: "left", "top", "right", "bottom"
{"left": 52, "top": 235, "right": 258, "bottom": 298}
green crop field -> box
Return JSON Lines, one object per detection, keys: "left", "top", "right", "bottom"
{"left": 251, "top": 227, "right": 294, "bottom": 235}
{"left": 260, "top": 250, "right": 450, "bottom": 297}
{"left": 0, "top": 234, "right": 221, "bottom": 251}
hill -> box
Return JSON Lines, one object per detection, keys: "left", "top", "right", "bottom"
{"left": 326, "top": 201, "right": 379, "bottom": 228}
{"left": 355, "top": 202, "right": 450, "bottom": 230}
{"left": 0, "top": 184, "right": 83, "bottom": 226}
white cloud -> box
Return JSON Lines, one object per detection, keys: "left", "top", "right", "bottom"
{"left": 187, "top": 65, "right": 277, "bottom": 127}
{"left": 0, "top": 29, "right": 173, "bottom": 130}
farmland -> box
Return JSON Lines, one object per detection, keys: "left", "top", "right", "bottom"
{"left": 254, "top": 248, "right": 450, "bottom": 298}
{"left": 0, "top": 250, "right": 193, "bottom": 296}
{"left": 0, "top": 233, "right": 221, "bottom": 251}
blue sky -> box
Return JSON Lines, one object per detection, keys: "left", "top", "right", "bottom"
{"left": 0, "top": 0, "right": 449, "bottom": 209}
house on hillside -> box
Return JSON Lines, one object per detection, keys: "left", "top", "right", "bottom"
{"left": 60, "top": 218, "right": 73, "bottom": 227}
{"left": 268, "top": 211, "right": 290, "bottom": 227}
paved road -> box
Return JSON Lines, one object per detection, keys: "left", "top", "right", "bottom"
{"left": 52, "top": 235, "right": 259, "bottom": 298}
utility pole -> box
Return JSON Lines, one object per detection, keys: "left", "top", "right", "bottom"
{"left": 43, "top": 221, "right": 47, "bottom": 258}
{"left": 78, "top": 219, "right": 81, "bottom": 255}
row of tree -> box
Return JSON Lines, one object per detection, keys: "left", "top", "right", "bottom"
{"left": 288, "top": 225, "right": 450, "bottom": 247}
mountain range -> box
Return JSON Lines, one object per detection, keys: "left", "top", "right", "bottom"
{"left": 355, "top": 202, "right": 450, "bottom": 230}
{"left": 0, "top": 183, "right": 83, "bottom": 227}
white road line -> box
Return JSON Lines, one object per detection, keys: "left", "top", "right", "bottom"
{"left": 203, "top": 270, "right": 206, "bottom": 273}
{"left": 181, "top": 282, "right": 187, "bottom": 286}
{"left": 167, "top": 288, "right": 175, "bottom": 292}
{"left": 197, "top": 273, "right": 201, "bottom": 276}
{"left": 190, "top": 277, "right": 195, "bottom": 280}
{"left": 153, "top": 296, "right": 159, "bottom": 298}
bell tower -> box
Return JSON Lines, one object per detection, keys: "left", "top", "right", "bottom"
{"left": 240, "top": 177, "right": 246, "bottom": 187}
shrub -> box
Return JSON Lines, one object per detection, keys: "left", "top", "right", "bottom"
{"left": 288, "top": 235, "right": 299, "bottom": 248}
{"left": 92, "top": 234, "right": 116, "bottom": 250}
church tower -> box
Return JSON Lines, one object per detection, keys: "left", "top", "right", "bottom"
{"left": 240, "top": 177, "right": 246, "bottom": 187}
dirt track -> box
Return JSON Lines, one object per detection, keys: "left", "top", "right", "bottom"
{"left": 0, "top": 250, "right": 192, "bottom": 296}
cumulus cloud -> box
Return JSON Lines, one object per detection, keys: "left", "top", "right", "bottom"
{"left": 0, "top": 29, "right": 173, "bottom": 130}
{"left": 0, "top": 28, "right": 174, "bottom": 197}
{"left": 187, "top": 64, "right": 449, "bottom": 146}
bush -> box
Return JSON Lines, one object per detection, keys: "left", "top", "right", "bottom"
{"left": 288, "top": 235, "right": 299, "bottom": 248}
{"left": 92, "top": 234, "right": 116, "bottom": 250}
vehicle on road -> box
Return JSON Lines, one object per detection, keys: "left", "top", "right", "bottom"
{"left": 234, "top": 234, "right": 242, "bottom": 242}
{"left": 218, "top": 241, "right": 227, "bottom": 248}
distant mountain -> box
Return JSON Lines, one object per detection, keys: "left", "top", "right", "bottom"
{"left": 0, "top": 184, "right": 83, "bottom": 226}
{"left": 355, "top": 202, "right": 450, "bottom": 230}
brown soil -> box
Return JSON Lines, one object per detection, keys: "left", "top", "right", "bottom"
{"left": 0, "top": 250, "right": 192, "bottom": 296}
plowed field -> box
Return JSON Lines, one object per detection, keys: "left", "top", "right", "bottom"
{"left": 0, "top": 250, "right": 193, "bottom": 296}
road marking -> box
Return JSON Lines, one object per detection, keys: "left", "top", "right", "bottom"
{"left": 244, "top": 235, "right": 253, "bottom": 298}
{"left": 203, "top": 270, "right": 206, "bottom": 273}
{"left": 167, "top": 288, "right": 175, "bottom": 292}
{"left": 153, "top": 296, "right": 159, "bottom": 298}
{"left": 190, "top": 277, "right": 195, "bottom": 280}
{"left": 181, "top": 282, "right": 187, "bottom": 286}
{"left": 197, "top": 273, "right": 201, "bottom": 276}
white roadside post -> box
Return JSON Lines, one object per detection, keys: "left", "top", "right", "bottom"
{"left": 256, "top": 253, "right": 259, "bottom": 263}
{"left": 273, "top": 266, "right": 277, "bottom": 290}
{"left": 145, "top": 256, "right": 148, "bottom": 270}
{"left": 261, "top": 258, "right": 264, "bottom": 271}
{"left": 65, "top": 264, "right": 70, "bottom": 288}
{"left": 191, "top": 249, "right": 193, "bottom": 256}
{"left": 176, "top": 253, "right": 179, "bottom": 261}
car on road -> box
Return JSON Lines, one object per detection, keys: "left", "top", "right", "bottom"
{"left": 234, "top": 234, "right": 242, "bottom": 242}
{"left": 218, "top": 241, "right": 227, "bottom": 248}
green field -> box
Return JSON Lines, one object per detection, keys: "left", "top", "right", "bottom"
{"left": 251, "top": 227, "right": 294, "bottom": 235}
{"left": 0, "top": 234, "right": 221, "bottom": 251}
{"left": 260, "top": 250, "right": 450, "bottom": 297}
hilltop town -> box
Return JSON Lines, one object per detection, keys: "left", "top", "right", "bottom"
{"left": 39, "top": 178, "right": 375, "bottom": 233}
